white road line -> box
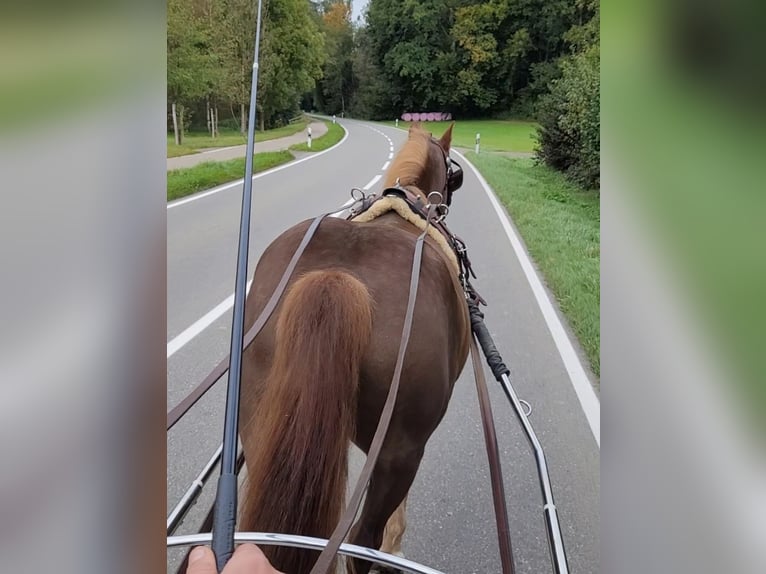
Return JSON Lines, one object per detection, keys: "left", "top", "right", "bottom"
{"left": 329, "top": 196, "right": 356, "bottom": 217}
{"left": 167, "top": 280, "right": 253, "bottom": 358}
{"left": 167, "top": 124, "right": 349, "bottom": 210}
{"left": 382, "top": 161, "right": 390, "bottom": 171}
{"left": 363, "top": 174, "right": 382, "bottom": 190}
{"left": 453, "top": 149, "right": 601, "bottom": 446}
{"left": 388, "top": 153, "right": 393, "bottom": 159}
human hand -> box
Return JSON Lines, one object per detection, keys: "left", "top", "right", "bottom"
{"left": 186, "top": 544, "right": 283, "bottom": 574}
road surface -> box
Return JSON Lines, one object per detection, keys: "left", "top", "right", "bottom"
{"left": 166, "top": 118, "right": 599, "bottom": 573}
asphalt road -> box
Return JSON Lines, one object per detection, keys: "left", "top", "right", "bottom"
{"left": 166, "top": 118, "right": 600, "bottom": 573}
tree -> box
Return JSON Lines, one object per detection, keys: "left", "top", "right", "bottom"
{"left": 167, "top": 0, "right": 219, "bottom": 143}
{"left": 536, "top": 1, "right": 600, "bottom": 188}
{"left": 214, "top": 0, "right": 258, "bottom": 133}
{"left": 349, "top": 26, "right": 388, "bottom": 119}
{"left": 366, "top": 0, "right": 457, "bottom": 114}
{"left": 363, "top": 0, "right": 583, "bottom": 117}
{"left": 257, "top": 0, "right": 326, "bottom": 129}
{"left": 317, "top": 1, "right": 354, "bottom": 116}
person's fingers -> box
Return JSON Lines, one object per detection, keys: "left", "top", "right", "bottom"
{"left": 185, "top": 546, "right": 217, "bottom": 574}
{"left": 225, "top": 544, "right": 281, "bottom": 573}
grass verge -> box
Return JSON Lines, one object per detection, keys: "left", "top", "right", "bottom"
{"left": 379, "top": 119, "right": 538, "bottom": 153}
{"left": 467, "top": 153, "right": 600, "bottom": 376}
{"left": 167, "top": 119, "right": 308, "bottom": 158}
{"left": 289, "top": 121, "right": 345, "bottom": 152}
{"left": 167, "top": 151, "right": 294, "bottom": 202}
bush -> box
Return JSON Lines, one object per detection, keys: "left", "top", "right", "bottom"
{"left": 536, "top": 44, "right": 600, "bottom": 189}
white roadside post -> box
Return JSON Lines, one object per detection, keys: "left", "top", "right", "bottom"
{"left": 395, "top": 118, "right": 399, "bottom": 127}
{"left": 307, "top": 125, "right": 312, "bottom": 149}
{"left": 475, "top": 132, "right": 480, "bottom": 154}
{"left": 332, "top": 114, "right": 336, "bottom": 124}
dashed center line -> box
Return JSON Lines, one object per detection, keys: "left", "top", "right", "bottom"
{"left": 382, "top": 161, "right": 390, "bottom": 171}
{"left": 363, "top": 174, "right": 382, "bottom": 190}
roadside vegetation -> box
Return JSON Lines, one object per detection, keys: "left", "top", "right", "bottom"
{"left": 167, "top": 151, "right": 293, "bottom": 202}
{"left": 468, "top": 153, "right": 600, "bottom": 375}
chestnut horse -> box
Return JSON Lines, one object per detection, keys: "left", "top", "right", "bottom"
{"left": 238, "top": 124, "right": 470, "bottom": 573}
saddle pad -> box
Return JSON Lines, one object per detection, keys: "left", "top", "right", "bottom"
{"left": 351, "top": 196, "right": 459, "bottom": 273}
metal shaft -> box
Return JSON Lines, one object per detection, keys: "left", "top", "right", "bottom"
{"left": 167, "top": 445, "right": 223, "bottom": 535}
{"left": 499, "top": 373, "right": 569, "bottom": 574}
{"left": 211, "top": 0, "right": 264, "bottom": 569}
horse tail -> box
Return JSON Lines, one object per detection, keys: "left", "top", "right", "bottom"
{"left": 240, "top": 269, "right": 372, "bottom": 574}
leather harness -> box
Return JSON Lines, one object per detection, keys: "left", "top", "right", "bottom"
{"left": 167, "top": 147, "right": 516, "bottom": 574}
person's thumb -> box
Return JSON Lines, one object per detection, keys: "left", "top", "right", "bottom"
{"left": 186, "top": 546, "right": 217, "bottom": 574}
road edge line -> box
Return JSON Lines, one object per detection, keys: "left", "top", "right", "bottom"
{"left": 452, "top": 148, "right": 601, "bottom": 446}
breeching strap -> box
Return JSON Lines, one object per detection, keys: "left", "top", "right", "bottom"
{"left": 166, "top": 213, "right": 329, "bottom": 431}
{"left": 308, "top": 210, "right": 435, "bottom": 574}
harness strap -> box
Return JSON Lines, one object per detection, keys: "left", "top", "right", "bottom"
{"left": 309, "top": 208, "right": 436, "bottom": 574}
{"left": 469, "top": 334, "right": 516, "bottom": 574}
{"left": 351, "top": 186, "right": 485, "bottom": 304}
{"left": 166, "top": 213, "right": 329, "bottom": 431}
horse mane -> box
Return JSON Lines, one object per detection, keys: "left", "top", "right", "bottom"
{"left": 383, "top": 125, "right": 430, "bottom": 188}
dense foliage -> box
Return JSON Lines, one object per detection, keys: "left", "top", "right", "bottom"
{"left": 167, "top": 0, "right": 600, "bottom": 186}
{"left": 535, "top": 1, "right": 600, "bottom": 188}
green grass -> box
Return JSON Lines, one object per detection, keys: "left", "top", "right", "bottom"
{"left": 467, "top": 154, "right": 600, "bottom": 377}
{"left": 380, "top": 119, "right": 538, "bottom": 153}
{"left": 167, "top": 151, "right": 294, "bottom": 201}
{"left": 289, "top": 121, "right": 345, "bottom": 152}
{"left": 167, "top": 119, "right": 308, "bottom": 158}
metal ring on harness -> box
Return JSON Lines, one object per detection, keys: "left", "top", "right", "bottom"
{"left": 519, "top": 399, "right": 532, "bottom": 417}
{"left": 427, "top": 191, "right": 449, "bottom": 222}
{"left": 350, "top": 187, "right": 366, "bottom": 202}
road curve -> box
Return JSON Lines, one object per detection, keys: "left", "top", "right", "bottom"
{"left": 166, "top": 118, "right": 599, "bottom": 574}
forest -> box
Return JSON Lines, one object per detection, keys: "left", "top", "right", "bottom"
{"left": 168, "top": 0, "right": 599, "bottom": 187}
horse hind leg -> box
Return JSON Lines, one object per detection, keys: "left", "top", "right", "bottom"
{"left": 369, "top": 495, "right": 409, "bottom": 574}
{"left": 349, "top": 451, "right": 422, "bottom": 574}
{"left": 380, "top": 495, "right": 407, "bottom": 556}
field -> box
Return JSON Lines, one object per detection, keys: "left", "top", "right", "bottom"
{"left": 382, "top": 119, "right": 538, "bottom": 153}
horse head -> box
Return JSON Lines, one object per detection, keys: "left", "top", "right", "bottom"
{"left": 386, "top": 122, "right": 464, "bottom": 207}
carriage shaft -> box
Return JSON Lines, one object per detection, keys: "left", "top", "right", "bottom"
{"left": 500, "top": 373, "right": 569, "bottom": 574}
{"left": 167, "top": 445, "right": 222, "bottom": 535}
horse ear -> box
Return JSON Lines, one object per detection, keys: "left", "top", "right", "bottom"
{"left": 439, "top": 122, "right": 454, "bottom": 151}
{"left": 408, "top": 122, "right": 421, "bottom": 136}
